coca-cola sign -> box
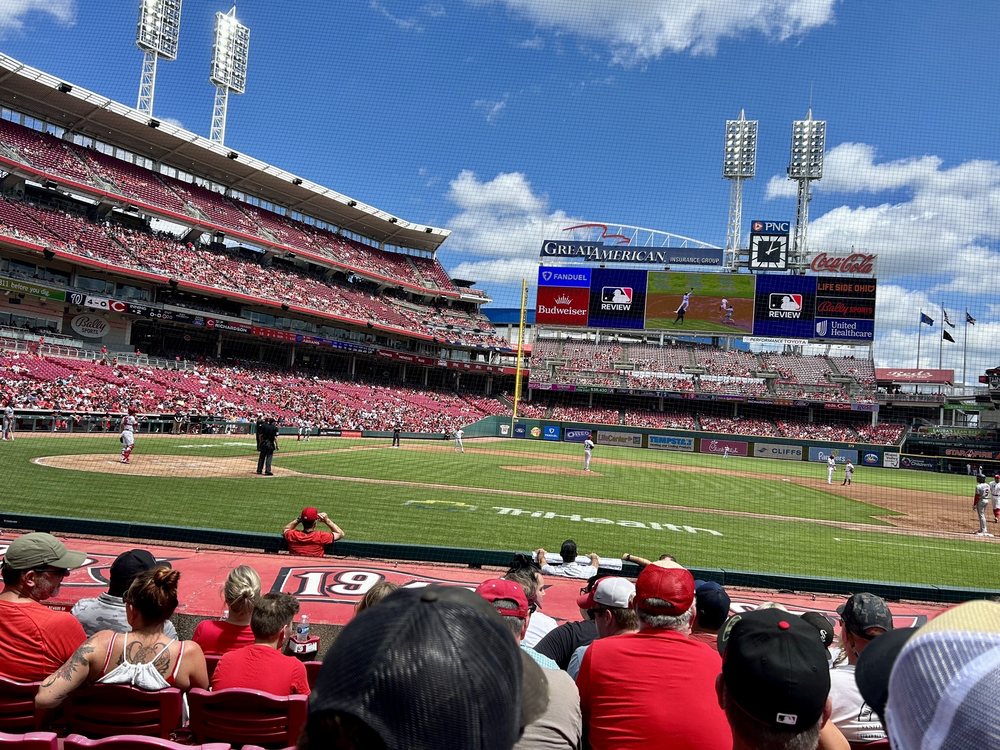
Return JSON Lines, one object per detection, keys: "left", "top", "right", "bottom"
{"left": 70, "top": 314, "right": 110, "bottom": 339}
{"left": 809, "top": 252, "right": 876, "bottom": 275}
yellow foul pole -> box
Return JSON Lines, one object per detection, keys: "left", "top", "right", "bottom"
{"left": 511, "top": 278, "right": 528, "bottom": 432}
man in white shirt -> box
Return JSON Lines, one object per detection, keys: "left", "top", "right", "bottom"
{"left": 990, "top": 473, "right": 1000, "bottom": 525}
{"left": 827, "top": 454, "right": 837, "bottom": 484}
{"left": 535, "top": 539, "right": 599, "bottom": 580}
{"left": 583, "top": 433, "right": 595, "bottom": 471}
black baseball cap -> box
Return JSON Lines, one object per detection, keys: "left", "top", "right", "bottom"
{"left": 694, "top": 580, "right": 731, "bottom": 630}
{"left": 309, "top": 585, "right": 548, "bottom": 750}
{"left": 721, "top": 608, "right": 831, "bottom": 731}
{"left": 108, "top": 549, "right": 169, "bottom": 597}
{"left": 799, "top": 611, "right": 835, "bottom": 651}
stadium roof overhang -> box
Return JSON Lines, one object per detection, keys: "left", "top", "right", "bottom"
{"left": 0, "top": 54, "right": 449, "bottom": 254}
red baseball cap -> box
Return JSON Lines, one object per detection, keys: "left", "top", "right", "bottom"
{"left": 476, "top": 578, "right": 529, "bottom": 619}
{"left": 635, "top": 560, "right": 695, "bottom": 616}
{"left": 300, "top": 507, "right": 319, "bottom": 522}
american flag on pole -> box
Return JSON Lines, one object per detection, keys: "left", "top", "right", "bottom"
{"left": 966, "top": 311, "right": 976, "bottom": 325}
{"left": 943, "top": 309, "right": 955, "bottom": 328}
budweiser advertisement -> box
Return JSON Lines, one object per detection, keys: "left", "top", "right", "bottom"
{"left": 875, "top": 368, "right": 954, "bottom": 384}
{"left": 809, "top": 252, "right": 877, "bottom": 275}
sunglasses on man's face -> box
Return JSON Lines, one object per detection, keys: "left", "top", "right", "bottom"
{"left": 33, "top": 567, "right": 70, "bottom": 578}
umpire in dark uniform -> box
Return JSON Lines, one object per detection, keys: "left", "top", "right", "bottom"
{"left": 256, "top": 416, "right": 279, "bottom": 475}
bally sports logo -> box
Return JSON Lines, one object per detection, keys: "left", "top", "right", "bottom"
{"left": 600, "top": 286, "right": 633, "bottom": 311}
{"left": 768, "top": 293, "right": 803, "bottom": 319}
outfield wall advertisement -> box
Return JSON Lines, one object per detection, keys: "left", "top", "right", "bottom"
{"left": 536, "top": 267, "right": 876, "bottom": 342}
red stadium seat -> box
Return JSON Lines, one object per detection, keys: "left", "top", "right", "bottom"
{"left": 187, "top": 688, "right": 307, "bottom": 749}
{"left": 303, "top": 661, "right": 322, "bottom": 689}
{"left": 61, "top": 686, "right": 183, "bottom": 739}
{"left": 0, "top": 678, "right": 43, "bottom": 732}
{"left": 63, "top": 735, "right": 231, "bottom": 750}
{"left": 204, "top": 654, "right": 222, "bottom": 681}
{"left": 0, "top": 731, "right": 58, "bottom": 750}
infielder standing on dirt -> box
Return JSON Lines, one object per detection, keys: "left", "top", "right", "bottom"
{"left": 842, "top": 460, "right": 854, "bottom": 486}
{"left": 827, "top": 454, "right": 837, "bottom": 484}
{"left": 119, "top": 408, "right": 138, "bottom": 464}
{"left": 991, "top": 474, "right": 1000, "bottom": 524}
{"left": 973, "top": 476, "right": 993, "bottom": 536}
{"left": 583, "top": 432, "right": 595, "bottom": 472}
{"left": 1, "top": 401, "right": 14, "bottom": 441}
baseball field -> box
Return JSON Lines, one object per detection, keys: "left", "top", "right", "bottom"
{"left": 3, "top": 433, "right": 995, "bottom": 590}
{"left": 644, "top": 271, "right": 756, "bottom": 332}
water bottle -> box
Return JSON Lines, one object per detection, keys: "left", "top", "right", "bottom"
{"left": 294, "top": 614, "right": 310, "bottom": 642}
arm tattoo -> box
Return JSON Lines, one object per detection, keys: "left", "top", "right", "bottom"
{"left": 40, "top": 638, "right": 96, "bottom": 691}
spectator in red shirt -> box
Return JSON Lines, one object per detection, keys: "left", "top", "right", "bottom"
{"left": 576, "top": 559, "right": 732, "bottom": 750}
{"left": 191, "top": 565, "right": 260, "bottom": 655}
{"left": 0, "top": 532, "right": 87, "bottom": 681}
{"left": 283, "top": 507, "right": 344, "bottom": 557}
{"left": 211, "top": 592, "right": 309, "bottom": 696}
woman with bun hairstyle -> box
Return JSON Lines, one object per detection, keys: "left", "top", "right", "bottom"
{"left": 191, "top": 564, "right": 261, "bottom": 655}
{"left": 36, "top": 566, "right": 208, "bottom": 708}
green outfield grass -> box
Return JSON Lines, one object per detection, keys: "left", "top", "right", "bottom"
{"left": 1, "top": 435, "right": 994, "bottom": 589}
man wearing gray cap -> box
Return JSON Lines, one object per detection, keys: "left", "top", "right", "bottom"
{"left": 0, "top": 532, "right": 88, "bottom": 680}
{"left": 829, "top": 593, "right": 892, "bottom": 744}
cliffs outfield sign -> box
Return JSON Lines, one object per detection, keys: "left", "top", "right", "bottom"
{"left": 540, "top": 241, "right": 723, "bottom": 266}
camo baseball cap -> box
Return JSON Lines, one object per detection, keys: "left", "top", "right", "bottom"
{"left": 838, "top": 593, "right": 894, "bottom": 636}
{"left": 2, "top": 532, "right": 86, "bottom": 571}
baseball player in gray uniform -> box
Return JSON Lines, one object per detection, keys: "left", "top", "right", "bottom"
{"left": 974, "top": 478, "right": 993, "bottom": 536}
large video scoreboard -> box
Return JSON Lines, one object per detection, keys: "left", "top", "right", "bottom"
{"left": 535, "top": 268, "right": 876, "bottom": 343}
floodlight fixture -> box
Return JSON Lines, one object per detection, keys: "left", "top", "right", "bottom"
{"left": 722, "top": 109, "right": 757, "bottom": 269}
{"left": 209, "top": 6, "right": 251, "bottom": 144}
{"left": 135, "top": 0, "right": 182, "bottom": 115}
{"left": 787, "top": 109, "right": 827, "bottom": 271}
{"left": 787, "top": 109, "right": 826, "bottom": 180}
{"left": 57, "top": 82, "right": 73, "bottom": 94}
{"left": 292, "top": 178, "right": 303, "bottom": 186}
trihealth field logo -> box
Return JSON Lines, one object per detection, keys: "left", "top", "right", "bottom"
{"left": 600, "top": 286, "right": 633, "bottom": 310}
{"left": 768, "top": 293, "right": 803, "bottom": 317}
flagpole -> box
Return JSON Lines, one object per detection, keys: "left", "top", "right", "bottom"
{"left": 963, "top": 309, "right": 969, "bottom": 387}
{"left": 938, "top": 306, "right": 944, "bottom": 370}
{"left": 916, "top": 311, "right": 922, "bottom": 369}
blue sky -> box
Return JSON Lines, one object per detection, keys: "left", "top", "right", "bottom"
{"left": 2, "top": 1, "right": 999, "bottom": 378}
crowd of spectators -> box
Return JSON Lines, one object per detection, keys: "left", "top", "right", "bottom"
{"left": 0, "top": 195, "right": 508, "bottom": 350}
{"left": 1, "top": 341, "right": 909, "bottom": 443}
{"left": 8, "top": 528, "right": 988, "bottom": 750}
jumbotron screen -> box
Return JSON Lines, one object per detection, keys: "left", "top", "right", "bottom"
{"left": 535, "top": 267, "right": 876, "bottom": 342}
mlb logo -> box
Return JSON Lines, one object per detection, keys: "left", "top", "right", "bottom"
{"left": 769, "top": 293, "right": 802, "bottom": 311}
{"left": 601, "top": 287, "right": 632, "bottom": 304}
{"left": 775, "top": 713, "right": 798, "bottom": 726}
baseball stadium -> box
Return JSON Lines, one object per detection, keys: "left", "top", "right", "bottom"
{"left": 0, "top": 3, "right": 998, "bottom": 746}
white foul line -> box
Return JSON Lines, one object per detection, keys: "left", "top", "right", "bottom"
{"left": 833, "top": 537, "right": 1000, "bottom": 556}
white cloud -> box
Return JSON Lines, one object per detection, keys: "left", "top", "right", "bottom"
{"left": 765, "top": 143, "right": 1000, "bottom": 279}
{"left": 468, "top": 0, "right": 836, "bottom": 63}
{"left": 0, "top": 0, "right": 74, "bottom": 36}
{"left": 517, "top": 36, "right": 545, "bottom": 50}
{"left": 422, "top": 3, "right": 446, "bottom": 17}
{"left": 370, "top": 0, "right": 423, "bottom": 32}
{"left": 473, "top": 95, "right": 509, "bottom": 123}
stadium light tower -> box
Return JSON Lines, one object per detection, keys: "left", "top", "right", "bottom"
{"left": 209, "top": 6, "right": 251, "bottom": 145}
{"left": 722, "top": 109, "right": 757, "bottom": 270}
{"left": 787, "top": 109, "right": 826, "bottom": 273}
{"left": 135, "top": 0, "right": 183, "bottom": 116}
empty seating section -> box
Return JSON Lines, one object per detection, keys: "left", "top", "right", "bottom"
{"left": 694, "top": 346, "right": 758, "bottom": 377}
{"left": 830, "top": 356, "right": 875, "bottom": 385}
{"left": 761, "top": 352, "right": 831, "bottom": 385}
{"left": 0, "top": 119, "right": 459, "bottom": 294}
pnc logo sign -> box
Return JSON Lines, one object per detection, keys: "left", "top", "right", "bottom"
{"left": 751, "top": 220, "right": 790, "bottom": 234}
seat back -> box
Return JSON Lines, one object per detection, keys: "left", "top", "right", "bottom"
{"left": 204, "top": 654, "right": 222, "bottom": 681}
{"left": 0, "top": 678, "right": 42, "bottom": 732}
{"left": 187, "top": 688, "right": 307, "bottom": 749}
{"left": 64, "top": 734, "right": 231, "bottom": 750}
{"left": 62, "top": 686, "right": 184, "bottom": 739}
{"left": 303, "top": 661, "right": 322, "bottom": 690}
{"left": 0, "top": 731, "right": 58, "bottom": 750}
{"left": 849, "top": 742, "right": 890, "bottom": 750}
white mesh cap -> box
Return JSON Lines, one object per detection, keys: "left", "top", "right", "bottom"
{"left": 885, "top": 600, "right": 1000, "bottom": 750}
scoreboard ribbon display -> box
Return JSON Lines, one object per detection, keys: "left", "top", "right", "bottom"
{"left": 535, "top": 267, "right": 876, "bottom": 343}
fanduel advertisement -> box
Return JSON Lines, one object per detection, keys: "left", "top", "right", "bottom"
{"left": 587, "top": 269, "right": 648, "bottom": 330}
